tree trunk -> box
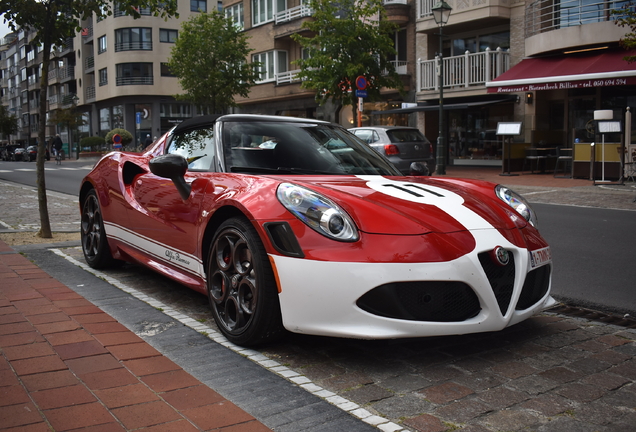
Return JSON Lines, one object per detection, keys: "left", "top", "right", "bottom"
{"left": 36, "top": 39, "right": 53, "bottom": 238}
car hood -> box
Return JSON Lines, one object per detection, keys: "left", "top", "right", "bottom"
{"left": 286, "top": 175, "right": 522, "bottom": 236}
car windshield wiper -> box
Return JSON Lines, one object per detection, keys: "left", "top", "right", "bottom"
{"left": 230, "top": 166, "right": 341, "bottom": 175}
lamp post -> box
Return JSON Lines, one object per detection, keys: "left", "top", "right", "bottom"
{"left": 432, "top": 1, "right": 452, "bottom": 175}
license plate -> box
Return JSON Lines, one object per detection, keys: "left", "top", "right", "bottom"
{"left": 530, "top": 247, "right": 551, "bottom": 269}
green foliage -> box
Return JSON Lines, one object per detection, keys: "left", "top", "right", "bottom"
{"left": 167, "top": 11, "right": 260, "bottom": 114}
{"left": 47, "top": 106, "right": 85, "bottom": 129}
{"left": 105, "top": 128, "right": 133, "bottom": 145}
{"left": 80, "top": 136, "right": 106, "bottom": 152}
{"left": 0, "top": 105, "right": 18, "bottom": 138}
{"left": 613, "top": 4, "right": 636, "bottom": 62}
{"left": 291, "top": 0, "right": 403, "bottom": 109}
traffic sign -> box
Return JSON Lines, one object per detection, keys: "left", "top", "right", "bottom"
{"left": 355, "top": 89, "right": 367, "bottom": 98}
{"left": 136, "top": 112, "right": 141, "bottom": 124}
{"left": 355, "top": 76, "right": 367, "bottom": 90}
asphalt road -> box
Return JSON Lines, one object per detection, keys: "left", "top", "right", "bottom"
{"left": 0, "top": 159, "right": 94, "bottom": 195}
{"left": 534, "top": 202, "right": 636, "bottom": 316}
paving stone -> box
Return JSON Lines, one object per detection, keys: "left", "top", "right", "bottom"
{"left": 574, "top": 400, "right": 626, "bottom": 425}
{"left": 321, "top": 371, "right": 373, "bottom": 391}
{"left": 434, "top": 398, "right": 492, "bottom": 423}
{"left": 481, "top": 409, "right": 542, "bottom": 431}
{"left": 519, "top": 394, "right": 574, "bottom": 417}
{"left": 402, "top": 413, "right": 445, "bottom": 432}
{"left": 538, "top": 366, "right": 585, "bottom": 383}
{"left": 491, "top": 361, "right": 538, "bottom": 379}
{"left": 30, "top": 384, "right": 96, "bottom": 410}
{"left": 370, "top": 393, "right": 434, "bottom": 420}
{"left": 506, "top": 375, "right": 558, "bottom": 395}
{"left": 476, "top": 387, "right": 529, "bottom": 409}
{"left": 421, "top": 382, "right": 474, "bottom": 405}
{"left": 581, "top": 371, "right": 631, "bottom": 390}
{"left": 341, "top": 384, "right": 393, "bottom": 404}
{"left": 379, "top": 374, "right": 431, "bottom": 393}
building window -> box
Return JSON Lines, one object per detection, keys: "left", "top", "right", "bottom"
{"left": 99, "top": 68, "right": 108, "bottom": 86}
{"left": 116, "top": 63, "right": 153, "bottom": 86}
{"left": 160, "top": 62, "right": 176, "bottom": 77}
{"left": 225, "top": 2, "right": 244, "bottom": 29}
{"left": 159, "top": 29, "right": 178, "bottom": 43}
{"left": 98, "top": 35, "right": 107, "bottom": 54}
{"left": 451, "top": 31, "right": 510, "bottom": 56}
{"left": 191, "top": 0, "right": 207, "bottom": 12}
{"left": 115, "top": 28, "right": 153, "bottom": 52}
{"left": 160, "top": 103, "right": 192, "bottom": 118}
{"left": 99, "top": 107, "right": 110, "bottom": 133}
{"left": 252, "top": 50, "right": 287, "bottom": 83}
{"left": 252, "top": 0, "right": 286, "bottom": 26}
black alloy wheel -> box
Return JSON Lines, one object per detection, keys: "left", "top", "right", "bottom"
{"left": 81, "top": 190, "right": 118, "bottom": 269}
{"left": 207, "top": 217, "right": 283, "bottom": 346}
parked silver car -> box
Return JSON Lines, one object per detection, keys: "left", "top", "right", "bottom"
{"left": 349, "top": 126, "right": 434, "bottom": 175}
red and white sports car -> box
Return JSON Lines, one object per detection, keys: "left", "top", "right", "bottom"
{"left": 80, "top": 114, "right": 555, "bottom": 346}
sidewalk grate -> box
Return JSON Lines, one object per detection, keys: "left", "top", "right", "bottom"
{"left": 549, "top": 304, "right": 636, "bottom": 329}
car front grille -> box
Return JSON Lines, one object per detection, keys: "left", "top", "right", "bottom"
{"left": 356, "top": 281, "right": 481, "bottom": 322}
{"left": 516, "top": 264, "right": 551, "bottom": 310}
{"left": 478, "top": 251, "right": 516, "bottom": 316}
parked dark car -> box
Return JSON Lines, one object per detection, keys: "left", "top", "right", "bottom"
{"left": 23, "top": 145, "right": 50, "bottom": 161}
{"left": 349, "top": 126, "right": 434, "bottom": 175}
{"left": 13, "top": 147, "right": 26, "bottom": 161}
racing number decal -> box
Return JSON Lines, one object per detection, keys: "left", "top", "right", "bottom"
{"left": 357, "top": 176, "right": 494, "bottom": 231}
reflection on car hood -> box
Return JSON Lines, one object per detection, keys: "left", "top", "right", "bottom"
{"left": 286, "top": 175, "right": 520, "bottom": 235}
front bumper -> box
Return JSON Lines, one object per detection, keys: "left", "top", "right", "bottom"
{"left": 272, "top": 229, "right": 555, "bottom": 339}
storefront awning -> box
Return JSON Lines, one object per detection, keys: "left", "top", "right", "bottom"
{"left": 486, "top": 49, "right": 636, "bottom": 93}
{"left": 372, "top": 98, "right": 511, "bottom": 115}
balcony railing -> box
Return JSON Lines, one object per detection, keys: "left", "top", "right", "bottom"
{"left": 418, "top": 0, "right": 435, "bottom": 18}
{"left": 59, "top": 66, "right": 75, "bottom": 81}
{"left": 384, "top": 0, "right": 408, "bottom": 4}
{"left": 385, "top": 60, "right": 408, "bottom": 75}
{"left": 85, "top": 56, "right": 94, "bottom": 70}
{"left": 114, "top": 42, "right": 153, "bottom": 52}
{"left": 417, "top": 48, "right": 510, "bottom": 91}
{"left": 275, "top": 5, "right": 313, "bottom": 24}
{"left": 525, "top": 0, "right": 629, "bottom": 38}
{"left": 116, "top": 76, "right": 154, "bottom": 86}
{"left": 85, "top": 86, "right": 96, "bottom": 101}
{"left": 276, "top": 69, "right": 302, "bottom": 84}
{"left": 48, "top": 94, "right": 59, "bottom": 105}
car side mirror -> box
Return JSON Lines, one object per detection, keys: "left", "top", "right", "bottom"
{"left": 409, "top": 162, "right": 429, "bottom": 176}
{"left": 149, "top": 154, "right": 191, "bottom": 200}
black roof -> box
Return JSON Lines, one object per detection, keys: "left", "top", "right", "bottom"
{"left": 172, "top": 115, "right": 221, "bottom": 135}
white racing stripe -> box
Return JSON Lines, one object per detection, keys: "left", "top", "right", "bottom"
{"left": 104, "top": 222, "right": 205, "bottom": 280}
{"left": 357, "top": 175, "right": 495, "bottom": 231}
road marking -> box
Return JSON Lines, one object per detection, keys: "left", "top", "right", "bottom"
{"left": 52, "top": 248, "right": 405, "bottom": 432}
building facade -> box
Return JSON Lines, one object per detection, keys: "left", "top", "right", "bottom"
{"left": 1, "top": 0, "right": 634, "bottom": 169}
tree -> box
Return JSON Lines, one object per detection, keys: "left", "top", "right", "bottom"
{"left": 0, "top": 105, "right": 18, "bottom": 139}
{"left": 0, "top": 0, "right": 178, "bottom": 238}
{"left": 613, "top": 3, "right": 636, "bottom": 63}
{"left": 291, "top": 0, "right": 404, "bottom": 120}
{"left": 167, "top": 11, "right": 260, "bottom": 114}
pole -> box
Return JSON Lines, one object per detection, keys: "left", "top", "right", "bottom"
{"left": 436, "top": 28, "right": 446, "bottom": 175}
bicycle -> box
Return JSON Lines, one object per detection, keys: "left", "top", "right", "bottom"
{"left": 55, "top": 150, "right": 63, "bottom": 165}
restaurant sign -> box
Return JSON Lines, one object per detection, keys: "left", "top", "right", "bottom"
{"left": 487, "top": 76, "right": 636, "bottom": 93}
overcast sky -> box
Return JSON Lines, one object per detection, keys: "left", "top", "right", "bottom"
{"left": 1, "top": 18, "right": 13, "bottom": 38}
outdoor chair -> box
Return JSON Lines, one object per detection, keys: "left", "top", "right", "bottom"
{"left": 553, "top": 146, "right": 573, "bottom": 178}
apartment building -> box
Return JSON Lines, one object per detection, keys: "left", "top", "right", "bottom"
{"left": 1, "top": 0, "right": 634, "bottom": 167}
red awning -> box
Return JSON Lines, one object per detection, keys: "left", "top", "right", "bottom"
{"left": 487, "top": 49, "right": 636, "bottom": 93}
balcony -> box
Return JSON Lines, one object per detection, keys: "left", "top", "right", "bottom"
{"left": 116, "top": 76, "right": 154, "bottom": 86}
{"left": 85, "top": 86, "right": 96, "bottom": 101}
{"left": 386, "top": 60, "right": 408, "bottom": 75}
{"left": 59, "top": 66, "right": 75, "bottom": 82}
{"left": 48, "top": 68, "right": 60, "bottom": 83}
{"left": 276, "top": 70, "right": 302, "bottom": 85}
{"left": 85, "top": 56, "right": 94, "bottom": 72}
{"left": 114, "top": 42, "right": 153, "bottom": 52}
{"left": 525, "top": 0, "right": 626, "bottom": 37}
{"left": 417, "top": 48, "right": 510, "bottom": 92}
{"left": 417, "top": 0, "right": 511, "bottom": 32}
{"left": 56, "top": 38, "right": 74, "bottom": 56}
{"left": 48, "top": 94, "right": 59, "bottom": 108}
{"left": 274, "top": 5, "right": 313, "bottom": 39}
{"left": 276, "top": 4, "right": 312, "bottom": 23}
{"left": 524, "top": 0, "right": 628, "bottom": 55}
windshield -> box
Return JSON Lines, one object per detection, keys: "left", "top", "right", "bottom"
{"left": 222, "top": 121, "right": 401, "bottom": 175}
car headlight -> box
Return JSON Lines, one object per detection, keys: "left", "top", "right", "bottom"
{"left": 277, "top": 183, "right": 359, "bottom": 242}
{"left": 495, "top": 185, "right": 538, "bottom": 228}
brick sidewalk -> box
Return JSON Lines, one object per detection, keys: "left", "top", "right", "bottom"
{"left": 0, "top": 239, "right": 272, "bottom": 431}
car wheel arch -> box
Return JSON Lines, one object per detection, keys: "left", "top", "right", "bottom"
{"left": 201, "top": 205, "right": 254, "bottom": 273}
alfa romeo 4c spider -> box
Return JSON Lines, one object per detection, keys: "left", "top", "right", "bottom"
{"left": 80, "top": 114, "right": 555, "bottom": 346}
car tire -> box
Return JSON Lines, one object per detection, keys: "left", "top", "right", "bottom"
{"left": 207, "top": 217, "right": 284, "bottom": 346}
{"left": 81, "top": 189, "right": 119, "bottom": 269}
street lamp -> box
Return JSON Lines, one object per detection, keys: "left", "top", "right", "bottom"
{"left": 432, "top": 1, "right": 452, "bottom": 175}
